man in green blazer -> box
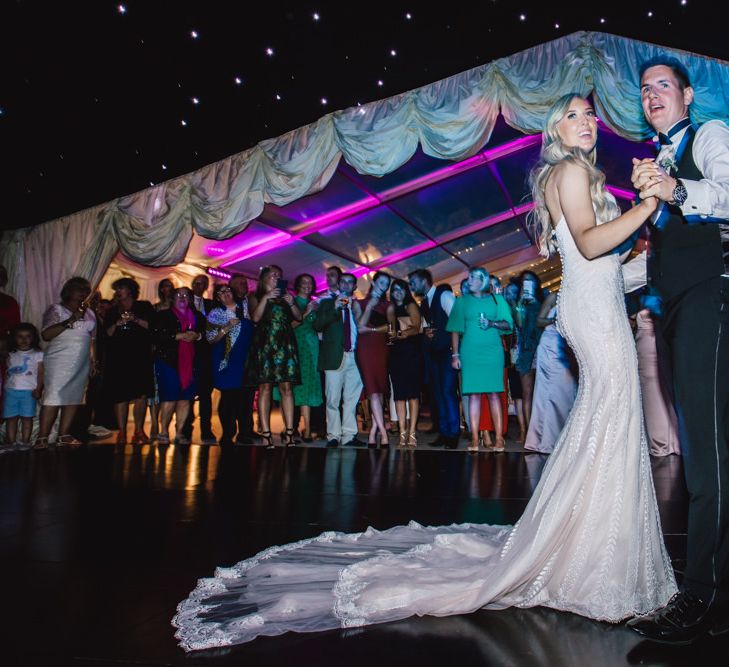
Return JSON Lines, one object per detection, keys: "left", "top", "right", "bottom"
{"left": 313, "top": 273, "right": 365, "bottom": 448}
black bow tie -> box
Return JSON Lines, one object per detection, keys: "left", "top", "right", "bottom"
{"left": 655, "top": 117, "right": 692, "bottom": 148}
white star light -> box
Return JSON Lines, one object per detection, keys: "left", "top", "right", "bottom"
{"left": 266, "top": 47, "right": 274, "bottom": 56}
{"left": 321, "top": 97, "right": 327, "bottom": 105}
{"left": 192, "top": 97, "right": 200, "bottom": 105}
{"left": 519, "top": 14, "right": 526, "bottom": 21}
{"left": 647, "top": 10, "right": 653, "bottom": 16}
{"left": 181, "top": 119, "right": 187, "bottom": 126}
{"left": 191, "top": 30, "right": 199, "bottom": 39}
{"left": 313, "top": 12, "right": 320, "bottom": 20}
{"left": 600, "top": 17, "right": 606, "bottom": 23}
{"left": 390, "top": 49, "right": 397, "bottom": 56}
{"left": 117, "top": 4, "right": 126, "bottom": 14}
{"left": 275, "top": 94, "right": 282, "bottom": 100}
{"left": 405, "top": 12, "right": 412, "bottom": 19}
{"left": 235, "top": 76, "right": 242, "bottom": 85}
{"left": 377, "top": 80, "right": 384, "bottom": 86}
{"left": 162, "top": 164, "right": 167, "bottom": 170}
{"left": 555, "top": 23, "right": 560, "bottom": 28}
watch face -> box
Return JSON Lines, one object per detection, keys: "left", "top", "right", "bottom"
{"left": 673, "top": 180, "right": 688, "bottom": 205}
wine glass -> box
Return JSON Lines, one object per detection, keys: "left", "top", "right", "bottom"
{"left": 120, "top": 310, "right": 133, "bottom": 330}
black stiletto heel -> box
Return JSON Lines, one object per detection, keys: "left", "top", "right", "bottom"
{"left": 259, "top": 431, "right": 275, "bottom": 449}
{"left": 283, "top": 428, "right": 298, "bottom": 447}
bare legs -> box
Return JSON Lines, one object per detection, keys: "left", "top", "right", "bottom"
{"left": 520, "top": 370, "right": 536, "bottom": 434}
{"left": 300, "top": 405, "right": 311, "bottom": 438}
{"left": 467, "top": 393, "right": 504, "bottom": 451}
{"left": 35, "top": 404, "right": 81, "bottom": 447}
{"left": 258, "top": 382, "right": 295, "bottom": 445}
{"left": 114, "top": 398, "right": 147, "bottom": 443}
{"left": 5, "top": 416, "right": 33, "bottom": 444}
{"left": 159, "top": 400, "right": 191, "bottom": 442}
{"left": 393, "top": 397, "right": 419, "bottom": 446}
{"left": 367, "top": 393, "right": 388, "bottom": 444}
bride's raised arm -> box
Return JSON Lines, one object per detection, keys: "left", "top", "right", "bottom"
{"left": 554, "top": 162, "right": 657, "bottom": 260}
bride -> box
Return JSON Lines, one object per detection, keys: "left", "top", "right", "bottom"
{"left": 173, "top": 95, "right": 676, "bottom": 652}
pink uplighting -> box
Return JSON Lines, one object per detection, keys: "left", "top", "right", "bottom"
{"left": 216, "top": 133, "right": 542, "bottom": 268}
{"left": 606, "top": 185, "right": 637, "bottom": 201}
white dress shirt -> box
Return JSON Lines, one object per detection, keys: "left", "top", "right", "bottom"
{"left": 624, "top": 118, "right": 729, "bottom": 290}
{"left": 193, "top": 295, "right": 207, "bottom": 315}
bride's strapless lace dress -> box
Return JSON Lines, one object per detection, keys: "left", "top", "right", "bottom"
{"left": 173, "top": 213, "right": 677, "bottom": 652}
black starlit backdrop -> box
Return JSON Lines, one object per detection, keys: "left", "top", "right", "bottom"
{"left": 2, "top": 1, "right": 727, "bottom": 230}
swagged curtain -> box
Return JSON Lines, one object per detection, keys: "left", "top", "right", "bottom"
{"left": 2, "top": 31, "right": 728, "bottom": 328}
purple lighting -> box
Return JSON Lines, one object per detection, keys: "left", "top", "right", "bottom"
{"left": 606, "top": 185, "right": 637, "bottom": 201}
{"left": 207, "top": 267, "right": 233, "bottom": 280}
{"left": 216, "top": 133, "right": 542, "bottom": 269}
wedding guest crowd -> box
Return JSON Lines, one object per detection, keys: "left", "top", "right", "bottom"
{"left": 0, "top": 257, "right": 682, "bottom": 457}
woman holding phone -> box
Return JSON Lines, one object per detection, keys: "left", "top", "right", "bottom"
{"left": 247, "top": 265, "right": 302, "bottom": 448}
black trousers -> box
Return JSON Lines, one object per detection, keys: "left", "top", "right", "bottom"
{"left": 660, "top": 276, "right": 729, "bottom": 605}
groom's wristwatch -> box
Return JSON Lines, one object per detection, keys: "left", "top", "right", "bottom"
{"left": 671, "top": 178, "right": 688, "bottom": 206}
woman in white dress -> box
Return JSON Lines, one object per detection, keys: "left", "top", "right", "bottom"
{"left": 34, "top": 276, "right": 96, "bottom": 449}
{"left": 524, "top": 291, "right": 578, "bottom": 453}
{"left": 172, "top": 95, "right": 676, "bottom": 651}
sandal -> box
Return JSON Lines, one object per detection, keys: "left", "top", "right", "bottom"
{"left": 282, "top": 428, "right": 299, "bottom": 447}
{"left": 259, "top": 431, "right": 275, "bottom": 449}
{"left": 398, "top": 431, "right": 408, "bottom": 448}
{"left": 156, "top": 433, "right": 170, "bottom": 445}
{"left": 33, "top": 436, "right": 49, "bottom": 450}
{"left": 493, "top": 437, "right": 506, "bottom": 453}
{"left": 407, "top": 431, "right": 418, "bottom": 449}
{"left": 57, "top": 434, "right": 83, "bottom": 447}
{"left": 115, "top": 431, "right": 127, "bottom": 445}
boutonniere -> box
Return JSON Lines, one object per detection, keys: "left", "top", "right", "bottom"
{"left": 658, "top": 153, "right": 677, "bottom": 174}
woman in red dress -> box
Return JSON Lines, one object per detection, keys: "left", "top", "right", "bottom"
{"left": 355, "top": 272, "right": 396, "bottom": 447}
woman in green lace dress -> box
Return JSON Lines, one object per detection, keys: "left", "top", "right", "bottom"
{"left": 247, "top": 265, "right": 302, "bottom": 447}
{"left": 274, "top": 273, "right": 323, "bottom": 441}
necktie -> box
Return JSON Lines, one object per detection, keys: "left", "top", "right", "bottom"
{"left": 343, "top": 307, "right": 352, "bottom": 352}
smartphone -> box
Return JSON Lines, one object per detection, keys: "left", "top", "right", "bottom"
{"left": 276, "top": 278, "right": 288, "bottom": 293}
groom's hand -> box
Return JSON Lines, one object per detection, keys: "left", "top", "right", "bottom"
{"left": 631, "top": 158, "right": 661, "bottom": 190}
{"left": 632, "top": 158, "right": 677, "bottom": 202}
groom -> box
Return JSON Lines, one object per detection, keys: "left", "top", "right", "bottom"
{"left": 627, "top": 56, "right": 729, "bottom": 644}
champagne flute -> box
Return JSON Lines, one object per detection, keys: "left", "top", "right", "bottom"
{"left": 386, "top": 322, "right": 395, "bottom": 345}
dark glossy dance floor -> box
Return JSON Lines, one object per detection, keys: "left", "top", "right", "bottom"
{"left": 1, "top": 434, "right": 725, "bottom": 666}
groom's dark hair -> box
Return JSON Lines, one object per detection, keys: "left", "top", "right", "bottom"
{"left": 639, "top": 56, "right": 691, "bottom": 90}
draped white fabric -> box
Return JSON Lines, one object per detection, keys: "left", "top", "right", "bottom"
{"left": 2, "top": 31, "right": 728, "bottom": 328}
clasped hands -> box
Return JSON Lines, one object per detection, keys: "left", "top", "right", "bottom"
{"left": 631, "top": 158, "right": 676, "bottom": 206}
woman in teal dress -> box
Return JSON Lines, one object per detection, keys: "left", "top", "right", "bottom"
{"left": 447, "top": 267, "right": 513, "bottom": 452}
{"left": 274, "top": 273, "right": 323, "bottom": 441}
{"left": 247, "top": 265, "right": 302, "bottom": 448}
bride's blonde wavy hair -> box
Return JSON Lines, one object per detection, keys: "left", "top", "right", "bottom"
{"left": 527, "top": 93, "right": 620, "bottom": 257}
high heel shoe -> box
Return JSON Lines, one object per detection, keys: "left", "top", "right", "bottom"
{"left": 259, "top": 431, "right": 275, "bottom": 449}
{"left": 283, "top": 428, "right": 298, "bottom": 447}
{"left": 379, "top": 430, "right": 390, "bottom": 448}
{"left": 407, "top": 431, "right": 418, "bottom": 449}
{"left": 398, "top": 431, "right": 408, "bottom": 448}
{"left": 493, "top": 436, "right": 506, "bottom": 453}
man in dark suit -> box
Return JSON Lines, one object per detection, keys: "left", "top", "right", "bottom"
{"left": 627, "top": 56, "right": 729, "bottom": 644}
{"left": 408, "top": 269, "right": 459, "bottom": 449}
{"left": 313, "top": 273, "right": 365, "bottom": 448}
{"left": 183, "top": 273, "right": 216, "bottom": 443}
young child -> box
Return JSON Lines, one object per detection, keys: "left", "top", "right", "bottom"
{"left": 2, "top": 323, "right": 44, "bottom": 449}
